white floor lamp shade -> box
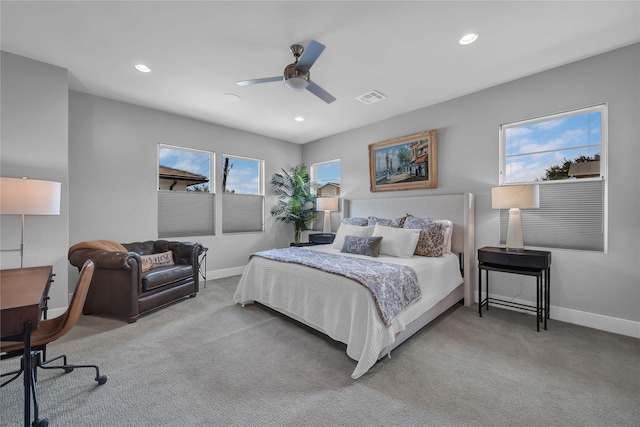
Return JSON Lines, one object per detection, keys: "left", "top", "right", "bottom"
{"left": 316, "top": 197, "right": 339, "bottom": 233}
{"left": 491, "top": 185, "right": 539, "bottom": 251}
{"left": 0, "top": 177, "right": 61, "bottom": 267}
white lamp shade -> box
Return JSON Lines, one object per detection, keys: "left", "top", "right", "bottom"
{"left": 316, "top": 197, "right": 339, "bottom": 212}
{"left": 491, "top": 185, "right": 539, "bottom": 209}
{"left": 0, "top": 177, "right": 61, "bottom": 215}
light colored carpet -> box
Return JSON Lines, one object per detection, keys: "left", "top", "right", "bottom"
{"left": 1, "top": 275, "right": 639, "bottom": 426}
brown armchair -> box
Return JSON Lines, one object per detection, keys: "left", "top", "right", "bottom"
{"left": 68, "top": 240, "right": 203, "bottom": 323}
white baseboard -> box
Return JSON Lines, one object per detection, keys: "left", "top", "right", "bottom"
{"left": 551, "top": 306, "right": 640, "bottom": 339}
{"left": 204, "top": 266, "right": 245, "bottom": 281}
{"left": 475, "top": 291, "right": 639, "bottom": 338}
{"left": 65, "top": 271, "right": 638, "bottom": 339}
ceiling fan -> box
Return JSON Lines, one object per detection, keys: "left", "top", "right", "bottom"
{"left": 236, "top": 40, "right": 336, "bottom": 104}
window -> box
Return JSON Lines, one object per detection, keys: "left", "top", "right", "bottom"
{"left": 312, "top": 159, "right": 341, "bottom": 196}
{"left": 158, "top": 144, "right": 214, "bottom": 237}
{"left": 221, "top": 155, "right": 264, "bottom": 233}
{"left": 498, "top": 104, "right": 607, "bottom": 252}
{"left": 311, "top": 160, "right": 341, "bottom": 231}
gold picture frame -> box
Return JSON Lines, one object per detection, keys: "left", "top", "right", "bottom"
{"left": 369, "top": 129, "right": 437, "bottom": 192}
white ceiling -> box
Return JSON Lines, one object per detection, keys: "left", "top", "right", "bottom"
{"left": 1, "top": 1, "right": 639, "bottom": 144}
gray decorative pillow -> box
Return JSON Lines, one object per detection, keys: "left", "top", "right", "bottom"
{"left": 341, "top": 235, "right": 383, "bottom": 257}
{"left": 341, "top": 217, "right": 369, "bottom": 226}
{"left": 403, "top": 216, "right": 446, "bottom": 257}
{"left": 367, "top": 215, "right": 406, "bottom": 228}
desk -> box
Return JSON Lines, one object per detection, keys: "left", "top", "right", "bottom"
{"left": 1, "top": 266, "right": 53, "bottom": 427}
{"left": 478, "top": 247, "right": 551, "bottom": 332}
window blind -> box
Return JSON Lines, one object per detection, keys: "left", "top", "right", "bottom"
{"left": 158, "top": 191, "right": 215, "bottom": 237}
{"left": 222, "top": 193, "right": 263, "bottom": 233}
{"left": 500, "top": 179, "right": 605, "bottom": 251}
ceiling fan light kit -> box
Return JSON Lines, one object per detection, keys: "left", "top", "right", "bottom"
{"left": 284, "top": 62, "right": 309, "bottom": 90}
{"left": 236, "top": 40, "right": 336, "bottom": 103}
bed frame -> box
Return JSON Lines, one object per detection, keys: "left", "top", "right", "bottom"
{"left": 345, "top": 193, "right": 475, "bottom": 357}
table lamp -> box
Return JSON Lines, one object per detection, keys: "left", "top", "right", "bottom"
{"left": 491, "top": 185, "right": 539, "bottom": 251}
{"left": 0, "top": 177, "right": 61, "bottom": 267}
{"left": 316, "top": 197, "right": 339, "bottom": 233}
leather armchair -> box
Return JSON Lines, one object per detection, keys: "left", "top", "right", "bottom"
{"left": 68, "top": 240, "right": 203, "bottom": 323}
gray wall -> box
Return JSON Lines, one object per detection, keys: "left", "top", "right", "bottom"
{"left": 68, "top": 91, "right": 301, "bottom": 281}
{"left": 3, "top": 44, "right": 638, "bottom": 337}
{"left": 0, "top": 52, "right": 70, "bottom": 316}
{"left": 303, "top": 43, "right": 640, "bottom": 336}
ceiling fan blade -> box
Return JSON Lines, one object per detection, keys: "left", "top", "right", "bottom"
{"left": 307, "top": 81, "right": 336, "bottom": 104}
{"left": 236, "top": 76, "right": 282, "bottom": 86}
{"left": 295, "top": 40, "right": 325, "bottom": 73}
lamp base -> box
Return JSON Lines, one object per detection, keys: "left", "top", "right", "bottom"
{"left": 505, "top": 208, "right": 525, "bottom": 251}
{"left": 322, "top": 210, "right": 332, "bottom": 233}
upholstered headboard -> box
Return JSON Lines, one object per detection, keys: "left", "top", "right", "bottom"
{"left": 345, "top": 193, "right": 475, "bottom": 306}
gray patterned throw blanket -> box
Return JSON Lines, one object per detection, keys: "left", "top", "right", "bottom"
{"left": 251, "top": 247, "right": 421, "bottom": 326}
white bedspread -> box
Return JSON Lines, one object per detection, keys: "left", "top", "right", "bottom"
{"left": 233, "top": 245, "right": 463, "bottom": 379}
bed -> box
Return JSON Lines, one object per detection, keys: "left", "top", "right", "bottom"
{"left": 233, "top": 193, "right": 475, "bottom": 379}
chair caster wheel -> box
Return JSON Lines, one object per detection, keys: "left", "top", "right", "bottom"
{"left": 96, "top": 375, "right": 107, "bottom": 385}
{"left": 32, "top": 418, "right": 48, "bottom": 427}
{"left": 64, "top": 367, "right": 74, "bottom": 373}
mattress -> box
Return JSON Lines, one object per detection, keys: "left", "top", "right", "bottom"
{"left": 233, "top": 245, "right": 463, "bottom": 379}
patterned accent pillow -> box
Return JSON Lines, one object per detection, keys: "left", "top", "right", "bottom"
{"left": 140, "top": 250, "right": 175, "bottom": 270}
{"left": 367, "top": 215, "right": 407, "bottom": 228}
{"left": 403, "top": 216, "right": 446, "bottom": 257}
{"left": 341, "top": 235, "right": 383, "bottom": 257}
{"left": 428, "top": 218, "right": 453, "bottom": 254}
{"left": 341, "top": 217, "right": 369, "bottom": 226}
{"left": 404, "top": 215, "right": 454, "bottom": 254}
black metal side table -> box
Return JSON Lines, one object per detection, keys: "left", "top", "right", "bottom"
{"left": 478, "top": 246, "right": 552, "bottom": 331}
{"left": 198, "top": 247, "right": 208, "bottom": 288}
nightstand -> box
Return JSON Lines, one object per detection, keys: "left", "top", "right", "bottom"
{"left": 309, "top": 233, "right": 336, "bottom": 245}
{"left": 478, "top": 246, "right": 552, "bottom": 331}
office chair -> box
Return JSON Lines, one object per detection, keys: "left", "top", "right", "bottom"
{"left": 1, "top": 260, "right": 107, "bottom": 427}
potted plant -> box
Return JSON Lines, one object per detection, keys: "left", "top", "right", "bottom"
{"left": 270, "top": 163, "right": 317, "bottom": 244}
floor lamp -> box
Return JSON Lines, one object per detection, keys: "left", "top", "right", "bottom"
{"left": 316, "top": 197, "right": 339, "bottom": 234}
{"left": 491, "top": 184, "right": 539, "bottom": 251}
{"left": 0, "top": 177, "right": 61, "bottom": 268}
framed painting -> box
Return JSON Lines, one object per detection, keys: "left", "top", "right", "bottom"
{"left": 369, "top": 129, "right": 437, "bottom": 192}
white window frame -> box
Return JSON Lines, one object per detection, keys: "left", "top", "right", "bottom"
{"left": 311, "top": 159, "right": 341, "bottom": 232}
{"left": 158, "top": 144, "right": 214, "bottom": 193}
{"left": 157, "top": 144, "right": 215, "bottom": 237}
{"left": 221, "top": 154, "right": 264, "bottom": 234}
{"left": 499, "top": 104, "right": 607, "bottom": 185}
{"left": 498, "top": 104, "right": 608, "bottom": 253}
{"left": 311, "top": 159, "right": 341, "bottom": 196}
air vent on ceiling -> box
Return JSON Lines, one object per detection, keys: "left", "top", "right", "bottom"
{"left": 356, "top": 90, "right": 386, "bottom": 105}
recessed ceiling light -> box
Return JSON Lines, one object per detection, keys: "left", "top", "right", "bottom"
{"left": 134, "top": 64, "right": 151, "bottom": 73}
{"left": 459, "top": 33, "right": 479, "bottom": 45}
{"left": 294, "top": 116, "right": 304, "bottom": 122}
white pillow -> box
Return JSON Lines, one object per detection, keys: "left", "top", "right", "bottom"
{"left": 372, "top": 224, "right": 420, "bottom": 258}
{"left": 440, "top": 220, "right": 454, "bottom": 254}
{"left": 332, "top": 224, "right": 375, "bottom": 249}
